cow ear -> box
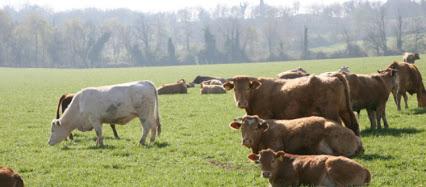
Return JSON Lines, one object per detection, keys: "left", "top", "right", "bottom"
{"left": 258, "top": 120, "right": 269, "bottom": 132}
{"left": 229, "top": 121, "right": 242, "bottom": 129}
{"left": 250, "top": 80, "right": 262, "bottom": 89}
{"left": 223, "top": 81, "right": 234, "bottom": 90}
{"left": 275, "top": 151, "right": 285, "bottom": 161}
{"left": 391, "top": 69, "right": 398, "bottom": 76}
{"left": 248, "top": 153, "right": 259, "bottom": 161}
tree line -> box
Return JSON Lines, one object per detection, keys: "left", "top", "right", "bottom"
{"left": 0, "top": 0, "right": 425, "bottom": 68}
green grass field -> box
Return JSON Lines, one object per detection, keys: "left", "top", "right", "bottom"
{"left": 1, "top": 55, "right": 425, "bottom": 186}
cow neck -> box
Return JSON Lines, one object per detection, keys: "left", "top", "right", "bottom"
{"left": 378, "top": 74, "right": 395, "bottom": 93}
{"left": 59, "top": 104, "right": 81, "bottom": 131}
{"left": 246, "top": 88, "right": 259, "bottom": 114}
{"left": 260, "top": 123, "right": 277, "bottom": 148}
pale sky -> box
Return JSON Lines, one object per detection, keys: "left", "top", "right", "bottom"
{"left": 0, "top": 0, "right": 384, "bottom": 13}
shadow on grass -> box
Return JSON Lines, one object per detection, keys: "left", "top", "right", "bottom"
{"left": 410, "top": 107, "right": 426, "bottom": 115}
{"left": 360, "top": 128, "right": 423, "bottom": 137}
{"left": 85, "top": 145, "right": 117, "bottom": 150}
{"left": 144, "top": 141, "right": 170, "bottom": 148}
{"left": 357, "top": 153, "right": 394, "bottom": 161}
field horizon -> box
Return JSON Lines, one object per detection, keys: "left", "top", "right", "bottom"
{"left": 1, "top": 55, "right": 425, "bottom": 186}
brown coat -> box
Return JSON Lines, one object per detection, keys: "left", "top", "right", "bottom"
{"left": 0, "top": 166, "right": 24, "bottom": 187}
{"left": 224, "top": 75, "right": 359, "bottom": 135}
{"left": 56, "top": 93, "right": 120, "bottom": 139}
{"left": 248, "top": 149, "right": 371, "bottom": 187}
{"left": 341, "top": 69, "right": 397, "bottom": 129}
{"left": 229, "top": 115, "right": 363, "bottom": 157}
{"left": 387, "top": 61, "right": 426, "bottom": 110}
{"left": 157, "top": 82, "right": 188, "bottom": 95}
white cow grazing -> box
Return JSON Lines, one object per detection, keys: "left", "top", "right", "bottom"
{"left": 48, "top": 81, "right": 161, "bottom": 146}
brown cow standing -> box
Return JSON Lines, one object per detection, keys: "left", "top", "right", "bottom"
{"left": 56, "top": 93, "right": 120, "bottom": 140}
{"left": 223, "top": 75, "right": 360, "bottom": 136}
{"left": 157, "top": 80, "right": 188, "bottom": 95}
{"left": 403, "top": 52, "right": 420, "bottom": 64}
{"left": 248, "top": 149, "right": 371, "bottom": 187}
{"left": 277, "top": 68, "right": 309, "bottom": 79}
{"left": 387, "top": 61, "right": 426, "bottom": 110}
{"left": 229, "top": 115, "right": 363, "bottom": 157}
{"left": 338, "top": 69, "right": 397, "bottom": 129}
{"left": 0, "top": 166, "right": 24, "bottom": 187}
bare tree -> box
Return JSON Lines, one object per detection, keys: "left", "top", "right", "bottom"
{"left": 395, "top": 10, "right": 403, "bottom": 52}
{"left": 364, "top": 6, "right": 388, "bottom": 55}
{"left": 409, "top": 17, "right": 425, "bottom": 51}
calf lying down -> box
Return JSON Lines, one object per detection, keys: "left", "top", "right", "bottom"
{"left": 229, "top": 115, "right": 363, "bottom": 157}
{"left": 249, "top": 149, "right": 371, "bottom": 187}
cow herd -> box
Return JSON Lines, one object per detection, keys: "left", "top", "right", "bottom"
{"left": 1, "top": 53, "right": 423, "bottom": 186}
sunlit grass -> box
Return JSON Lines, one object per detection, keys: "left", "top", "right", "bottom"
{"left": 0, "top": 55, "right": 425, "bottom": 186}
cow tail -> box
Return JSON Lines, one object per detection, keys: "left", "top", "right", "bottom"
{"left": 56, "top": 94, "right": 67, "bottom": 119}
{"left": 333, "top": 73, "right": 359, "bottom": 135}
{"left": 150, "top": 81, "right": 161, "bottom": 137}
{"left": 412, "top": 65, "right": 425, "bottom": 91}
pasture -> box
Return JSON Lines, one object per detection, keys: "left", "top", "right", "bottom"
{"left": 0, "top": 55, "right": 426, "bottom": 186}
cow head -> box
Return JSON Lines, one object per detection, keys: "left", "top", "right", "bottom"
{"left": 223, "top": 76, "right": 262, "bottom": 109}
{"left": 414, "top": 53, "right": 420, "bottom": 60}
{"left": 48, "top": 119, "right": 69, "bottom": 145}
{"left": 248, "top": 149, "right": 285, "bottom": 179}
{"left": 378, "top": 68, "right": 398, "bottom": 91}
{"left": 229, "top": 115, "right": 269, "bottom": 152}
{"left": 339, "top": 66, "right": 350, "bottom": 73}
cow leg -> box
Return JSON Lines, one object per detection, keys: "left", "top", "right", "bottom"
{"left": 68, "top": 133, "right": 74, "bottom": 140}
{"left": 139, "top": 117, "right": 150, "bottom": 145}
{"left": 94, "top": 125, "right": 104, "bottom": 147}
{"left": 367, "top": 109, "right": 376, "bottom": 129}
{"left": 382, "top": 111, "right": 389, "bottom": 128}
{"left": 376, "top": 112, "right": 382, "bottom": 129}
{"left": 396, "top": 92, "right": 402, "bottom": 111}
{"left": 403, "top": 92, "right": 408, "bottom": 109}
{"left": 150, "top": 125, "right": 157, "bottom": 143}
{"left": 110, "top": 124, "right": 120, "bottom": 139}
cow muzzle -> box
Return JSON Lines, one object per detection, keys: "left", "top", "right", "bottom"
{"left": 237, "top": 101, "right": 248, "bottom": 109}
{"left": 242, "top": 139, "right": 252, "bottom": 148}
{"left": 262, "top": 171, "right": 272, "bottom": 178}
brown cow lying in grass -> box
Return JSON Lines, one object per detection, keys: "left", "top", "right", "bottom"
{"left": 229, "top": 115, "right": 363, "bottom": 157}
{"left": 0, "top": 166, "right": 24, "bottom": 187}
{"left": 403, "top": 52, "right": 420, "bottom": 64}
{"left": 319, "top": 66, "right": 350, "bottom": 77}
{"left": 157, "top": 79, "right": 188, "bottom": 95}
{"left": 192, "top": 75, "right": 226, "bottom": 84}
{"left": 387, "top": 61, "right": 426, "bottom": 110}
{"left": 200, "top": 85, "right": 226, "bottom": 94}
{"left": 201, "top": 79, "right": 223, "bottom": 86}
{"left": 339, "top": 68, "right": 397, "bottom": 129}
{"left": 56, "top": 93, "right": 120, "bottom": 140}
{"left": 224, "top": 75, "right": 360, "bottom": 135}
{"left": 277, "top": 67, "right": 309, "bottom": 79}
{"left": 248, "top": 149, "right": 371, "bottom": 187}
